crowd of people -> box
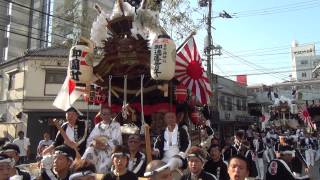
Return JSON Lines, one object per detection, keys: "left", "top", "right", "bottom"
{"left": 0, "top": 105, "right": 319, "bottom": 180}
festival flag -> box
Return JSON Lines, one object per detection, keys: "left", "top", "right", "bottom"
{"left": 298, "top": 106, "right": 316, "bottom": 130}
{"left": 53, "top": 77, "right": 83, "bottom": 111}
{"left": 175, "top": 37, "right": 212, "bottom": 104}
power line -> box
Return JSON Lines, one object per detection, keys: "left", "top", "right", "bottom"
{"left": 229, "top": 41, "right": 320, "bottom": 54}
{"left": 215, "top": 50, "right": 320, "bottom": 60}
{"left": 0, "top": 26, "right": 65, "bottom": 47}
{"left": 223, "top": 67, "right": 317, "bottom": 77}
{"left": 222, "top": 49, "right": 289, "bottom": 81}
{"left": 232, "top": 0, "right": 320, "bottom": 18}
{"left": 1, "top": 0, "right": 91, "bottom": 33}
{"left": 0, "top": 16, "right": 67, "bottom": 40}
{"left": 235, "top": 0, "right": 319, "bottom": 13}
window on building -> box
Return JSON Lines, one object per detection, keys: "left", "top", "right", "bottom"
{"left": 227, "top": 97, "right": 232, "bottom": 111}
{"left": 220, "top": 96, "right": 225, "bottom": 110}
{"left": 301, "top": 72, "right": 307, "bottom": 78}
{"left": 8, "top": 73, "right": 16, "bottom": 90}
{"left": 300, "top": 60, "right": 308, "bottom": 65}
{"left": 242, "top": 99, "right": 247, "bottom": 111}
{"left": 45, "top": 70, "right": 67, "bottom": 84}
{"left": 236, "top": 98, "right": 241, "bottom": 110}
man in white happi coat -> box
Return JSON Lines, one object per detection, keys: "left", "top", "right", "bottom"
{"left": 86, "top": 106, "right": 122, "bottom": 151}
{"left": 82, "top": 136, "right": 111, "bottom": 174}
{"left": 153, "top": 111, "right": 191, "bottom": 170}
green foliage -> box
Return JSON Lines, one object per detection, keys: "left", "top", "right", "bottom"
{"left": 160, "top": 0, "right": 202, "bottom": 44}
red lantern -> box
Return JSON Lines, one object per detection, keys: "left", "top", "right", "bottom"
{"left": 191, "top": 111, "right": 200, "bottom": 125}
{"left": 175, "top": 84, "right": 187, "bottom": 103}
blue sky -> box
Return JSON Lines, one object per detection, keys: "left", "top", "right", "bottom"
{"left": 191, "top": 0, "right": 320, "bottom": 85}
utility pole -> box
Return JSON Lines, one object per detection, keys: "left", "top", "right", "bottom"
{"left": 206, "top": 0, "right": 219, "bottom": 125}
{"left": 206, "top": 0, "right": 212, "bottom": 79}
{"left": 199, "top": 0, "right": 231, "bottom": 133}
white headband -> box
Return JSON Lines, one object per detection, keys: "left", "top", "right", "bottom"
{"left": 54, "top": 150, "right": 74, "bottom": 161}
{"left": 187, "top": 153, "right": 205, "bottom": 162}
{"left": 0, "top": 158, "right": 12, "bottom": 163}
{"left": 0, "top": 157, "right": 15, "bottom": 167}
{"left": 1, "top": 149, "right": 18, "bottom": 154}
{"left": 280, "top": 150, "right": 295, "bottom": 156}
{"left": 111, "top": 152, "right": 130, "bottom": 159}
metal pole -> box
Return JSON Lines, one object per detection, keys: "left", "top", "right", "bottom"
{"left": 207, "top": 0, "right": 212, "bottom": 78}
{"left": 206, "top": 0, "right": 220, "bottom": 137}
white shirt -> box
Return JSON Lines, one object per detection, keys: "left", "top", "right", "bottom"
{"left": 13, "top": 137, "right": 30, "bottom": 156}
{"left": 86, "top": 120, "right": 122, "bottom": 149}
{"left": 82, "top": 146, "right": 111, "bottom": 174}
{"left": 66, "top": 125, "right": 75, "bottom": 142}
{"left": 164, "top": 124, "right": 178, "bottom": 151}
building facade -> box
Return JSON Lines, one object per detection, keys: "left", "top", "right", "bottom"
{"left": 212, "top": 74, "right": 255, "bottom": 138}
{"left": 0, "top": 47, "right": 98, "bottom": 158}
{"left": 291, "top": 41, "right": 320, "bottom": 81}
{"left": 0, "top": 0, "right": 103, "bottom": 62}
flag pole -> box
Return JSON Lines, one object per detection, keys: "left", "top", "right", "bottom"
{"left": 176, "top": 31, "right": 196, "bottom": 52}
{"left": 68, "top": 80, "right": 71, "bottom": 108}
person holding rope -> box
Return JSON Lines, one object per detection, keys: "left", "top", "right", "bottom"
{"left": 43, "top": 107, "right": 89, "bottom": 155}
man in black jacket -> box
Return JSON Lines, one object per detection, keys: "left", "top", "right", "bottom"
{"left": 153, "top": 111, "right": 191, "bottom": 171}
{"left": 266, "top": 144, "right": 309, "bottom": 180}
{"left": 127, "top": 134, "right": 146, "bottom": 177}
{"left": 204, "top": 144, "right": 229, "bottom": 180}
{"left": 181, "top": 146, "right": 217, "bottom": 180}
{"left": 43, "top": 107, "right": 89, "bottom": 155}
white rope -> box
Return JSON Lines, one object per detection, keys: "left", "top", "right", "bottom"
{"left": 141, "top": 75, "right": 145, "bottom": 124}
{"left": 140, "top": 75, "right": 145, "bottom": 134}
{"left": 122, "top": 75, "right": 128, "bottom": 119}
{"left": 108, "top": 75, "right": 112, "bottom": 107}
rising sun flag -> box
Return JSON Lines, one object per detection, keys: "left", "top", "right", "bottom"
{"left": 175, "top": 37, "right": 212, "bottom": 104}
{"left": 298, "top": 106, "right": 316, "bottom": 130}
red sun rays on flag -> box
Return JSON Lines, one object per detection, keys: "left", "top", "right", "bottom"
{"left": 175, "top": 37, "right": 212, "bottom": 104}
{"left": 298, "top": 106, "right": 316, "bottom": 130}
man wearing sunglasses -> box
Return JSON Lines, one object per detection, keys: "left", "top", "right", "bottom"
{"left": 127, "top": 134, "right": 146, "bottom": 177}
